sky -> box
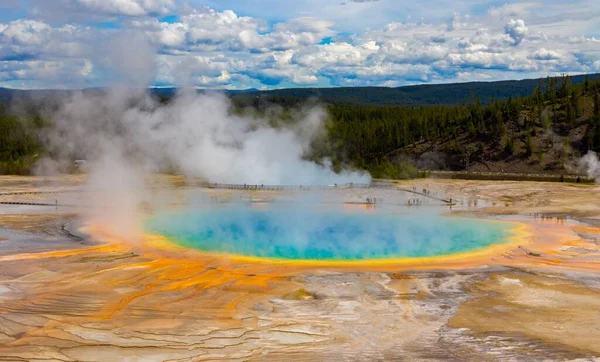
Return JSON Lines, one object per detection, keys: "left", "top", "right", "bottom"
{"left": 0, "top": 0, "right": 600, "bottom": 89}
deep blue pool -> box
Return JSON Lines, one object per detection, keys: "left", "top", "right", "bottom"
{"left": 146, "top": 206, "right": 514, "bottom": 261}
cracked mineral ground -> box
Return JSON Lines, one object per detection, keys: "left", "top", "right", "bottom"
{"left": 1, "top": 175, "right": 600, "bottom": 361}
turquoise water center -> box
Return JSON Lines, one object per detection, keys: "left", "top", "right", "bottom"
{"left": 146, "top": 206, "right": 515, "bottom": 261}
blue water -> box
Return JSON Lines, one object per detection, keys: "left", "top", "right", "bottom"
{"left": 146, "top": 206, "right": 513, "bottom": 261}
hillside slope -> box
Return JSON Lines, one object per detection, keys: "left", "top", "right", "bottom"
{"left": 1, "top": 74, "right": 600, "bottom": 178}
{"left": 334, "top": 76, "right": 600, "bottom": 177}
{"left": 232, "top": 73, "right": 600, "bottom": 106}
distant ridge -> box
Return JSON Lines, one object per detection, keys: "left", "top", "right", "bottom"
{"left": 2, "top": 73, "right": 599, "bottom": 106}
{"left": 232, "top": 73, "right": 600, "bottom": 106}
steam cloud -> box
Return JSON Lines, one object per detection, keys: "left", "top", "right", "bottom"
{"left": 46, "top": 89, "right": 369, "bottom": 186}
{"left": 579, "top": 151, "right": 600, "bottom": 182}
{"left": 40, "top": 88, "right": 369, "bottom": 239}
{"left": 35, "top": 33, "right": 372, "bottom": 241}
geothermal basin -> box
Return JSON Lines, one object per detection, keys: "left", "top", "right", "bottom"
{"left": 1, "top": 176, "right": 600, "bottom": 361}
{"left": 147, "top": 205, "right": 516, "bottom": 261}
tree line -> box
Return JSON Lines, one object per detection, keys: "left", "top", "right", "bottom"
{"left": 317, "top": 74, "right": 600, "bottom": 178}
{"left": 1, "top": 74, "right": 599, "bottom": 178}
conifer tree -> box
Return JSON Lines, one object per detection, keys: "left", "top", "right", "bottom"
{"left": 595, "top": 88, "right": 600, "bottom": 118}
{"left": 525, "top": 133, "right": 534, "bottom": 157}
{"left": 571, "top": 88, "right": 580, "bottom": 117}
{"left": 584, "top": 75, "right": 590, "bottom": 93}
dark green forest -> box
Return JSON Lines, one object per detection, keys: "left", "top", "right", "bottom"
{"left": 2, "top": 74, "right": 600, "bottom": 178}
{"left": 230, "top": 73, "right": 600, "bottom": 106}
{"left": 0, "top": 102, "right": 45, "bottom": 175}
{"left": 320, "top": 74, "right": 600, "bottom": 178}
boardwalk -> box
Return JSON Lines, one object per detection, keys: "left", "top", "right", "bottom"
{"left": 0, "top": 181, "right": 457, "bottom": 208}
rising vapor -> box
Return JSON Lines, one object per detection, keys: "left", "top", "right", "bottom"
{"left": 579, "top": 150, "right": 600, "bottom": 182}
{"left": 45, "top": 88, "right": 369, "bottom": 186}
{"left": 35, "top": 33, "right": 369, "bottom": 241}
{"left": 38, "top": 88, "right": 369, "bottom": 239}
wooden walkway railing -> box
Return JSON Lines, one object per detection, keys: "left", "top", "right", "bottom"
{"left": 0, "top": 181, "right": 455, "bottom": 207}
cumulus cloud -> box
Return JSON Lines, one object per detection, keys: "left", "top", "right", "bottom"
{"left": 76, "top": 0, "right": 174, "bottom": 16}
{"left": 156, "top": 54, "right": 234, "bottom": 87}
{"left": 293, "top": 42, "right": 369, "bottom": 67}
{"left": 532, "top": 48, "right": 563, "bottom": 60}
{"left": 1, "top": 1, "right": 600, "bottom": 89}
{"left": 0, "top": 20, "right": 51, "bottom": 46}
{"left": 0, "top": 59, "right": 93, "bottom": 89}
{"left": 504, "top": 19, "right": 528, "bottom": 45}
{"left": 0, "top": 19, "right": 106, "bottom": 67}
{"left": 275, "top": 17, "right": 334, "bottom": 37}
{"left": 39, "top": 0, "right": 176, "bottom": 17}
{"left": 131, "top": 10, "right": 335, "bottom": 54}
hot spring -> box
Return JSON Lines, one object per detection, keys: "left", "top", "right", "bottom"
{"left": 146, "top": 204, "right": 516, "bottom": 261}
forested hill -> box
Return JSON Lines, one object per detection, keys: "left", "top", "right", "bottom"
{"left": 2, "top": 73, "right": 600, "bottom": 178}
{"left": 318, "top": 74, "right": 600, "bottom": 178}
{"left": 2, "top": 73, "right": 600, "bottom": 107}
{"left": 232, "top": 73, "right": 600, "bottom": 106}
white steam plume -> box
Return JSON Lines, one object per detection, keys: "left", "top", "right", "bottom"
{"left": 579, "top": 150, "right": 600, "bottom": 182}
{"left": 85, "top": 147, "right": 148, "bottom": 241}
{"left": 37, "top": 33, "right": 369, "bottom": 242}
{"left": 47, "top": 89, "right": 369, "bottom": 186}
{"left": 41, "top": 88, "right": 370, "bottom": 240}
